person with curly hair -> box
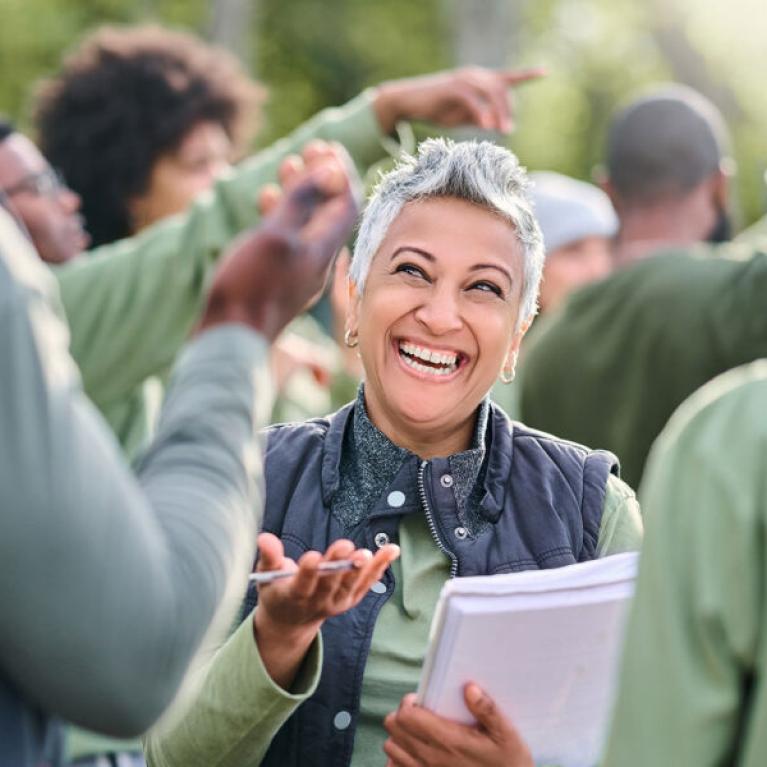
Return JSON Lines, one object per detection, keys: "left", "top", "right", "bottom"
{"left": 34, "top": 25, "right": 264, "bottom": 247}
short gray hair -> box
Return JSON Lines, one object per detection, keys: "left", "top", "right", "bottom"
{"left": 350, "top": 138, "right": 544, "bottom": 325}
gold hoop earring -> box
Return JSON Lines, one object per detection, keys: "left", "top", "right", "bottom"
{"left": 499, "top": 362, "right": 515, "bottom": 384}
{"left": 344, "top": 328, "right": 359, "bottom": 348}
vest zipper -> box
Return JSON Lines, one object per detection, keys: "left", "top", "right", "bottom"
{"left": 418, "top": 459, "right": 458, "bottom": 578}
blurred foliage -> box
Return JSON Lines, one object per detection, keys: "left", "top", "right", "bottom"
{"left": 254, "top": 0, "right": 450, "bottom": 147}
{"left": 0, "top": 0, "right": 765, "bottom": 223}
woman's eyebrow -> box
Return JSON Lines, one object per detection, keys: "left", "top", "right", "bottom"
{"left": 470, "top": 263, "right": 514, "bottom": 286}
{"left": 390, "top": 246, "right": 435, "bottom": 262}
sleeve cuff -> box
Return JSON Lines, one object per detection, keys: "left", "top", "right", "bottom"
{"left": 237, "top": 611, "right": 324, "bottom": 701}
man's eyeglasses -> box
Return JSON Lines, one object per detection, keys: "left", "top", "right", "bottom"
{"left": 1, "top": 168, "right": 67, "bottom": 199}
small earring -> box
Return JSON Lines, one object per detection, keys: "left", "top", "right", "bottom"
{"left": 344, "top": 328, "right": 359, "bottom": 348}
{"left": 499, "top": 361, "right": 515, "bottom": 384}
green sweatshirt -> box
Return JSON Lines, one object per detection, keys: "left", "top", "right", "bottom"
{"left": 519, "top": 243, "right": 767, "bottom": 489}
{"left": 603, "top": 360, "right": 767, "bottom": 767}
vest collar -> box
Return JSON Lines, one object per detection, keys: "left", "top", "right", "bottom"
{"left": 320, "top": 388, "right": 512, "bottom": 524}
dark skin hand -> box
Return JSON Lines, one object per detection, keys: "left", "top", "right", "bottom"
{"left": 198, "top": 141, "right": 361, "bottom": 342}
{"left": 253, "top": 533, "right": 400, "bottom": 690}
{"left": 383, "top": 685, "right": 534, "bottom": 767}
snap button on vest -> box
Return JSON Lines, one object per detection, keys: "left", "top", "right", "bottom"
{"left": 387, "top": 490, "right": 405, "bottom": 507}
{"left": 374, "top": 532, "right": 390, "bottom": 548}
{"left": 454, "top": 526, "right": 468, "bottom": 540}
{"left": 440, "top": 473, "right": 454, "bottom": 488}
{"left": 333, "top": 710, "right": 352, "bottom": 730}
{"left": 370, "top": 580, "right": 387, "bottom": 594}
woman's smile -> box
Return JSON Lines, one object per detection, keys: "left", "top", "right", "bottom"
{"left": 394, "top": 337, "right": 468, "bottom": 380}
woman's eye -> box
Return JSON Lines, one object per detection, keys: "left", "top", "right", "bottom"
{"left": 393, "top": 262, "right": 428, "bottom": 280}
{"left": 470, "top": 280, "right": 504, "bottom": 297}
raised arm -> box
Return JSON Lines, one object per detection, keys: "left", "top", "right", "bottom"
{"left": 0, "top": 144, "right": 359, "bottom": 736}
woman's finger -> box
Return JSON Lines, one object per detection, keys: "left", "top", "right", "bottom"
{"left": 301, "top": 538, "right": 356, "bottom": 603}
{"left": 324, "top": 538, "right": 356, "bottom": 560}
{"left": 384, "top": 707, "right": 445, "bottom": 764}
{"left": 289, "top": 549, "right": 323, "bottom": 598}
{"left": 382, "top": 737, "right": 422, "bottom": 767}
{"left": 464, "top": 682, "right": 531, "bottom": 761}
{"left": 324, "top": 547, "right": 373, "bottom": 604}
{"left": 256, "top": 532, "right": 286, "bottom": 571}
{"left": 351, "top": 544, "right": 400, "bottom": 602}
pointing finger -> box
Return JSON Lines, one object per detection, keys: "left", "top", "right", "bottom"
{"left": 501, "top": 67, "right": 548, "bottom": 86}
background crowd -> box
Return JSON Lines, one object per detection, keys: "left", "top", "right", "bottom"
{"left": 2, "top": 1, "right": 767, "bottom": 766}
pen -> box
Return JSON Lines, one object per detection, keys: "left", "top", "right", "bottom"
{"left": 249, "top": 559, "right": 358, "bottom": 585}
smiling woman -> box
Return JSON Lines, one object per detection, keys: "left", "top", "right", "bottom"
{"left": 144, "top": 139, "right": 644, "bottom": 767}
{"left": 350, "top": 194, "right": 529, "bottom": 458}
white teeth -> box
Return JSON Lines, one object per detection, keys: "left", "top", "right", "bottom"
{"left": 402, "top": 355, "right": 456, "bottom": 376}
{"left": 398, "top": 341, "right": 458, "bottom": 367}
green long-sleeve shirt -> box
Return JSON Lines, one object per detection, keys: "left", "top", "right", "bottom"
{"left": 603, "top": 359, "right": 767, "bottom": 766}
{"left": 54, "top": 90, "right": 388, "bottom": 460}
{"left": 519, "top": 243, "right": 767, "bottom": 489}
{"left": 0, "top": 207, "right": 272, "bottom": 765}
{"left": 144, "top": 474, "right": 642, "bottom": 767}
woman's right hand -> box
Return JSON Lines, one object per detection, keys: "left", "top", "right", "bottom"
{"left": 252, "top": 533, "right": 399, "bottom": 689}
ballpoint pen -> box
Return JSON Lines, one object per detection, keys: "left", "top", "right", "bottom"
{"left": 249, "top": 559, "right": 358, "bottom": 585}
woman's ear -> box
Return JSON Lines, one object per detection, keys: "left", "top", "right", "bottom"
{"left": 511, "top": 316, "right": 532, "bottom": 352}
{"left": 502, "top": 316, "right": 533, "bottom": 369}
{"left": 346, "top": 277, "right": 361, "bottom": 337}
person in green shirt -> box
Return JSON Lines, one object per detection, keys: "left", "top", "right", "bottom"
{"left": 518, "top": 84, "right": 762, "bottom": 490}
{"left": 601, "top": 359, "right": 767, "bottom": 766}
{"left": 144, "top": 137, "right": 642, "bottom": 767}
{"left": 0, "top": 141, "right": 361, "bottom": 766}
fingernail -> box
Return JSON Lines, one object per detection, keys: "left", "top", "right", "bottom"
{"left": 465, "top": 684, "right": 482, "bottom": 704}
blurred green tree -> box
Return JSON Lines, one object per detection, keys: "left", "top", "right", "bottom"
{"left": 0, "top": 0, "right": 764, "bottom": 223}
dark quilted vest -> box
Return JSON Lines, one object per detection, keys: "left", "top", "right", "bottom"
{"left": 245, "top": 401, "right": 618, "bottom": 767}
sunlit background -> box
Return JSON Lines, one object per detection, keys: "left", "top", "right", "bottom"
{"left": 2, "top": 0, "right": 766, "bottom": 224}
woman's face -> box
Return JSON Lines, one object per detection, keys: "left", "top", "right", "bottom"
{"left": 127, "top": 120, "right": 232, "bottom": 233}
{"left": 349, "top": 196, "right": 528, "bottom": 448}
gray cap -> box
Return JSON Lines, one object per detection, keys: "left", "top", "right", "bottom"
{"left": 529, "top": 171, "right": 618, "bottom": 254}
{"left": 607, "top": 84, "right": 730, "bottom": 202}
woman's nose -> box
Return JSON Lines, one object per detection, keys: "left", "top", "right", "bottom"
{"left": 413, "top": 291, "right": 463, "bottom": 335}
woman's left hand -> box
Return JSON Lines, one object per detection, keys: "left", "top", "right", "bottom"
{"left": 383, "top": 684, "right": 534, "bottom": 767}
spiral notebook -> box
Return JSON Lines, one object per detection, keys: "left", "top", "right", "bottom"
{"left": 417, "top": 552, "right": 639, "bottom": 767}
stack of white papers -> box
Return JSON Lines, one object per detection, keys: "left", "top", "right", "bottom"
{"left": 417, "top": 552, "right": 639, "bottom": 767}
